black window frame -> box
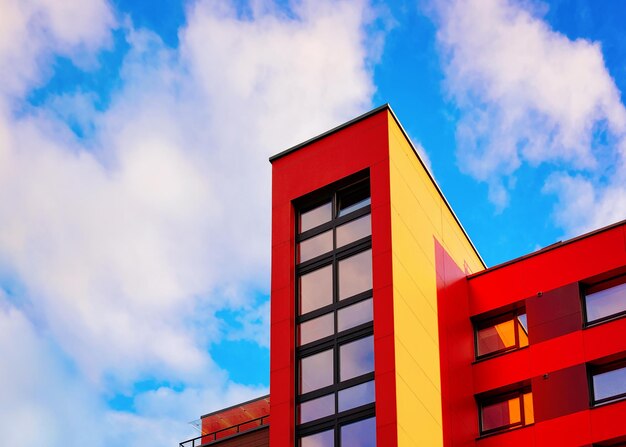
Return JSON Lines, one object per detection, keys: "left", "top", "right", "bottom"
{"left": 582, "top": 274, "right": 626, "bottom": 327}
{"left": 477, "top": 386, "right": 533, "bottom": 437}
{"left": 589, "top": 358, "right": 626, "bottom": 407}
{"left": 294, "top": 172, "right": 375, "bottom": 447}
{"left": 473, "top": 308, "right": 528, "bottom": 361}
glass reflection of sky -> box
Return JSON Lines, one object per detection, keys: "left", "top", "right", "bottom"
{"left": 339, "top": 380, "right": 375, "bottom": 412}
{"left": 594, "top": 366, "right": 626, "bottom": 401}
{"left": 586, "top": 283, "right": 626, "bottom": 322}
{"left": 299, "top": 230, "right": 333, "bottom": 262}
{"left": 338, "top": 298, "right": 373, "bottom": 332}
{"left": 339, "top": 250, "right": 372, "bottom": 299}
{"left": 300, "top": 202, "right": 332, "bottom": 233}
{"left": 300, "top": 394, "right": 334, "bottom": 424}
{"left": 336, "top": 214, "right": 371, "bottom": 248}
{"left": 300, "top": 349, "right": 333, "bottom": 393}
{"left": 340, "top": 336, "right": 374, "bottom": 381}
{"left": 299, "top": 265, "right": 332, "bottom": 314}
{"left": 341, "top": 417, "right": 376, "bottom": 447}
{"left": 300, "top": 428, "right": 334, "bottom": 447}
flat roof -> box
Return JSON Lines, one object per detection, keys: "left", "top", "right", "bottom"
{"left": 468, "top": 217, "right": 626, "bottom": 279}
{"left": 268, "top": 104, "right": 486, "bottom": 268}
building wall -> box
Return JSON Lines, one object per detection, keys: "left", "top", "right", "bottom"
{"left": 387, "top": 115, "right": 484, "bottom": 447}
{"left": 209, "top": 427, "right": 269, "bottom": 447}
{"left": 270, "top": 108, "right": 394, "bottom": 447}
{"left": 459, "top": 223, "right": 626, "bottom": 447}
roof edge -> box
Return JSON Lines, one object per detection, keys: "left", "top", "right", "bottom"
{"left": 200, "top": 394, "right": 270, "bottom": 419}
{"left": 468, "top": 218, "right": 626, "bottom": 279}
{"left": 268, "top": 103, "right": 486, "bottom": 268}
{"left": 385, "top": 105, "right": 486, "bottom": 269}
{"left": 269, "top": 103, "right": 390, "bottom": 163}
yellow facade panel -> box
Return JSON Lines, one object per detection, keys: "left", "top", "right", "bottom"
{"left": 387, "top": 111, "right": 483, "bottom": 447}
{"left": 391, "top": 262, "right": 439, "bottom": 340}
{"left": 396, "top": 376, "right": 444, "bottom": 447}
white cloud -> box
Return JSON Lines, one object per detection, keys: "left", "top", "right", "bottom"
{"left": 434, "top": 0, "right": 626, "bottom": 219}
{"left": 0, "top": 0, "right": 381, "bottom": 446}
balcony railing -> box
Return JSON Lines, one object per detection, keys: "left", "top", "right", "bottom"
{"left": 179, "top": 415, "right": 269, "bottom": 447}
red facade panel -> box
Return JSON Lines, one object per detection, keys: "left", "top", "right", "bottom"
{"left": 270, "top": 109, "right": 396, "bottom": 447}
{"left": 438, "top": 222, "right": 626, "bottom": 446}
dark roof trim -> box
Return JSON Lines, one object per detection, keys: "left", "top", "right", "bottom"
{"left": 200, "top": 394, "right": 270, "bottom": 419}
{"left": 468, "top": 218, "right": 626, "bottom": 279}
{"left": 269, "top": 103, "right": 390, "bottom": 162}
{"left": 269, "top": 103, "right": 486, "bottom": 268}
{"left": 385, "top": 105, "right": 486, "bottom": 268}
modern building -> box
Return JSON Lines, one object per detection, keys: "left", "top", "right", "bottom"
{"left": 180, "top": 105, "right": 626, "bottom": 447}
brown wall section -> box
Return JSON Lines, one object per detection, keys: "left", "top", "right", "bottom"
{"left": 531, "top": 364, "right": 589, "bottom": 423}
{"left": 527, "top": 282, "right": 582, "bottom": 344}
{"left": 210, "top": 427, "right": 269, "bottom": 447}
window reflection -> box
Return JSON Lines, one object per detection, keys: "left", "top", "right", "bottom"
{"left": 299, "top": 265, "right": 332, "bottom": 314}
{"left": 300, "top": 429, "right": 334, "bottom": 447}
{"left": 340, "top": 335, "right": 374, "bottom": 381}
{"left": 338, "top": 181, "right": 370, "bottom": 217}
{"left": 299, "top": 394, "right": 335, "bottom": 424}
{"left": 300, "top": 349, "right": 334, "bottom": 393}
{"left": 480, "top": 390, "right": 533, "bottom": 435}
{"left": 341, "top": 417, "right": 376, "bottom": 447}
{"left": 336, "top": 214, "right": 371, "bottom": 248}
{"left": 592, "top": 363, "right": 626, "bottom": 404}
{"left": 338, "top": 299, "right": 373, "bottom": 332}
{"left": 586, "top": 282, "right": 626, "bottom": 323}
{"left": 301, "top": 202, "right": 332, "bottom": 233}
{"left": 338, "top": 380, "right": 375, "bottom": 412}
{"left": 475, "top": 311, "right": 528, "bottom": 359}
{"left": 338, "top": 250, "right": 372, "bottom": 300}
{"left": 299, "top": 313, "right": 334, "bottom": 346}
{"left": 299, "top": 230, "right": 333, "bottom": 263}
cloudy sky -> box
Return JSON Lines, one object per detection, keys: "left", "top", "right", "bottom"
{"left": 1, "top": 0, "right": 625, "bottom": 445}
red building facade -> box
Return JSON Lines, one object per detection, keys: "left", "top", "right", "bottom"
{"left": 180, "top": 105, "right": 626, "bottom": 447}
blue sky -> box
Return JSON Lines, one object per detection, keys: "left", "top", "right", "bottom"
{"left": 1, "top": 0, "right": 626, "bottom": 445}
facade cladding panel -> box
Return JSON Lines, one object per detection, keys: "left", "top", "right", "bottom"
{"left": 182, "top": 105, "right": 626, "bottom": 447}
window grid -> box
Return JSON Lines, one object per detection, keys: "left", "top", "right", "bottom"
{"left": 478, "top": 387, "right": 533, "bottom": 436}
{"left": 295, "top": 177, "right": 375, "bottom": 447}
{"left": 473, "top": 309, "right": 528, "bottom": 361}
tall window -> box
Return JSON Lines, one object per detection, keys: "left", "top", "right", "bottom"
{"left": 295, "top": 176, "right": 376, "bottom": 447}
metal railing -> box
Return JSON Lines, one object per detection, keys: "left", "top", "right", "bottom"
{"left": 179, "top": 415, "right": 269, "bottom": 447}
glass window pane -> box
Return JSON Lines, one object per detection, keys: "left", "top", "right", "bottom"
{"left": 338, "top": 298, "right": 373, "bottom": 332}
{"left": 300, "top": 349, "right": 334, "bottom": 393}
{"left": 299, "top": 394, "right": 335, "bottom": 424}
{"left": 299, "top": 230, "right": 333, "bottom": 263}
{"left": 338, "top": 182, "right": 370, "bottom": 217}
{"left": 523, "top": 392, "right": 534, "bottom": 424}
{"left": 481, "top": 396, "right": 521, "bottom": 432}
{"left": 299, "top": 313, "right": 334, "bottom": 346}
{"left": 338, "top": 380, "right": 375, "bottom": 412}
{"left": 341, "top": 416, "right": 376, "bottom": 447}
{"left": 301, "top": 202, "right": 332, "bottom": 233}
{"left": 300, "top": 265, "right": 332, "bottom": 314}
{"left": 340, "top": 336, "right": 374, "bottom": 381}
{"left": 517, "top": 314, "right": 529, "bottom": 348}
{"left": 593, "top": 365, "right": 626, "bottom": 402}
{"left": 586, "top": 282, "right": 626, "bottom": 322}
{"left": 476, "top": 319, "right": 516, "bottom": 357}
{"left": 336, "top": 214, "right": 371, "bottom": 248}
{"left": 300, "top": 429, "right": 334, "bottom": 447}
{"left": 338, "top": 250, "right": 372, "bottom": 300}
